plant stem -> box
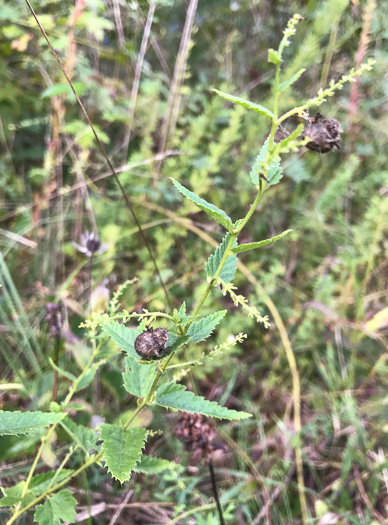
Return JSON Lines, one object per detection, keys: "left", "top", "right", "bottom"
{"left": 47, "top": 446, "right": 77, "bottom": 489}
{"left": 18, "top": 426, "right": 56, "bottom": 504}
{"left": 9, "top": 180, "right": 268, "bottom": 522}
{"left": 123, "top": 351, "right": 176, "bottom": 430}
{"left": 5, "top": 452, "right": 104, "bottom": 525}
{"left": 190, "top": 234, "right": 236, "bottom": 318}
{"left": 235, "top": 182, "right": 265, "bottom": 235}
{"left": 10, "top": 342, "right": 102, "bottom": 520}
{"left": 52, "top": 336, "right": 60, "bottom": 402}
{"left": 268, "top": 63, "right": 280, "bottom": 149}
{"left": 208, "top": 460, "right": 225, "bottom": 525}
{"left": 88, "top": 253, "right": 93, "bottom": 316}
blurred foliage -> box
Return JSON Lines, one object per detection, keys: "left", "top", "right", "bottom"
{"left": 0, "top": 0, "right": 388, "bottom": 523}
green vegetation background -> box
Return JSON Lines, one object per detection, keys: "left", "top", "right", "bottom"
{"left": 0, "top": 0, "right": 387, "bottom": 523}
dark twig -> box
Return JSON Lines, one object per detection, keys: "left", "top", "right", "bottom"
{"left": 24, "top": 0, "right": 173, "bottom": 311}
{"left": 208, "top": 460, "right": 225, "bottom": 525}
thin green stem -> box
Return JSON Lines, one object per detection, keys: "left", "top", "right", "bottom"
{"left": 268, "top": 63, "right": 280, "bottom": 149}
{"left": 235, "top": 182, "right": 265, "bottom": 235}
{"left": 109, "top": 311, "right": 177, "bottom": 324}
{"left": 10, "top": 341, "right": 102, "bottom": 520}
{"left": 191, "top": 234, "right": 236, "bottom": 319}
{"left": 278, "top": 104, "right": 307, "bottom": 124}
{"left": 18, "top": 427, "right": 55, "bottom": 503}
{"left": 5, "top": 452, "right": 104, "bottom": 525}
{"left": 63, "top": 343, "right": 101, "bottom": 407}
{"left": 123, "top": 351, "right": 176, "bottom": 430}
{"left": 48, "top": 446, "right": 77, "bottom": 490}
{"left": 166, "top": 358, "right": 202, "bottom": 369}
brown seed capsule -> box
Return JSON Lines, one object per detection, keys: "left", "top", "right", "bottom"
{"left": 134, "top": 327, "right": 169, "bottom": 359}
{"left": 303, "top": 112, "right": 342, "bottom": 153}
{"left": 175, "top": 412, "right": 218, "bottom": 463}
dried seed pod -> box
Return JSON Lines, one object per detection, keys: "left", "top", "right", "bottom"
{"left": 134, "top": 327, "right": 169, "bottom": 359}
{"left": 175, "top": 412, "right": 218, "bottom": 463}
{"left": 303, "top": 112, "right": 342, "bottom": 153}
{"left": 45, "top": 302, "right": 63, "bottom": 339}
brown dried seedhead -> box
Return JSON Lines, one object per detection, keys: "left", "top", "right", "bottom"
{"left": 303, "top": 112, "right": 342, "bottom": 153}
{"left": 45, "top": 302, "right": 63, "bottom": 339}
{"left": 175, "top": 412, "right": 217, "bottom": 464}
{"left": 134, "top": 327, "right": 169, "bottom": 359}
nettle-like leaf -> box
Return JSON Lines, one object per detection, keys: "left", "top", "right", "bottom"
{"left": 0, "top": 471, "right": 73, "bottom": 508}
{"left": 134, "top": 455, "right": 174, "bottom": 474}
{"left": 177, "top": 302, "right": 194, "bottom": 325}
{"left": 100, "top": 425, "right": 147, "bottom": 483}
{"left": 268, "top": 48, "right": 282, "bottom": 64}
{"left": 178, "top": 302, "right": 186, "bottom": 319}
{"left": 156, "top": 383, "right": 252, "bottom": 420}
{"left": 250, "top": 137, "right": 282, "bottom": 186}
{"left": 33, "top": 488, "right": 77, "bottom": 525}
{"left": 122, "top": 356, "right": 158, "bottom": 398}
{"left": 212, "top": 89, "right": 273, "bottom": 120}
{"left": 0, "top": 411, "right": 65, "bottom": 436}
{"left": 279, "top": 68, "right": 306, "bottom": 93}
{"left": 61, "top": 418, "right": 97, "bottom": 453}
{"left": 206, "top": 233, "right": 238, "bottom": 284}
{"left": 101, "top": 320, "right": 147, "bottom": 359}
{"left": 231, "top": 230, "right": 293, "bottom": 254}
{"left": 186, "top": 310, "right": 226, "bottom": 343}
{"left": 165, "top": 334, "right": 190, "bottom": 351}
{"left": 170, "top": 178, "right": 234, "bottom": 232}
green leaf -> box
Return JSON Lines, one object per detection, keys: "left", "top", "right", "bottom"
{"left": 231, "top": 230, "right": 293, "bottom": 254}
{"left": 41, "top": 82, "right": 86, "bottom": 101}
{"left": 156, "top": 383, "right": 252, "bottom": 420}
{"left": 250, "top": 137, "right": 282, "bottom": 186}
{"left": 0, "top": 411, "right": 65, "bottom": 436}
{"left": 0, "top": 482, "right": 24, "bottom": 507}
{"left": 170, "top": 178, "right": 234, "bottom": 232}
{"left": 61, "top": 419, "right": 97, "bottom": 453}
{"left": 122, "top": 357, "right": 158, "bottom": 398}
{"left": 33, "top": 489, "right": 77, "bottom": 525}
{"left": 77, "top": 361, "right": 102, "bottom": 391}
{"left": 178, "top": 302, "right": 186, "bottom": 319}
{"left": 212, "top": 89, "right": 273, "bottom": 120}
{"left": 0, "top": 470, "right": 73, "bottom": 508}
{"left": 165, "top": 334, "right": 190, "bottom": 352}
{"left": 186, "top": 310, "right": 227, "bottom": 343}
{"left": 48, "top": 358, "right": 76, "bottom": 381}
{"left": 268, "top": 48, "right": 282, "bottom": 64}
{"left": 173, "top": 303, "right": 194, "bottom": 327}
{"left": 101, "top": 320, "right": 147, "bottom": 359}
{"left": 279, "top": 68, "right": 306, "bottom": 92}
{"left": 100, "top": 425, "right": 147, "bottom": 483}
{"left": 134, "top": 455, "right": 174, "bottom": 474}
{"left": 206, "top": 233, "right": 238, "bottom": 284}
